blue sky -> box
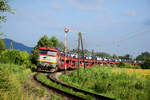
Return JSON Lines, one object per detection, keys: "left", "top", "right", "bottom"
{"left": 1, "top": 0, "right": 150, "bottom": 57}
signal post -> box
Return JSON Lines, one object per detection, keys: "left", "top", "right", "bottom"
{"left": 64, "top": 28, "right": 69, "bottom": 73}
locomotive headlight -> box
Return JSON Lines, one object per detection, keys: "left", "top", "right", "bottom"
{"left": 50, "top": 63, "right": 56, "bottom": 68}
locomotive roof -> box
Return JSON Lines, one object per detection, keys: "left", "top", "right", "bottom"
{"left": 39, "top": 47, "right": 58, "bottom": 52}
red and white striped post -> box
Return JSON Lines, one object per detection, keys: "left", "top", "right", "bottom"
{"left": 64, "top": 28, "right": 76, "bottom": 73}
{"left": 64, "top": 28, "right": 69, "bottom": 73}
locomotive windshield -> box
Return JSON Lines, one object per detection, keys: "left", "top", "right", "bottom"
{"left": 40, "top": 50, "right": 47, "bottom": 55}
{"left": 39, "top": 49, "right": 57, "bottom": 56}
{"left": 48, "top": 51, "right": 56, "bottom": 56}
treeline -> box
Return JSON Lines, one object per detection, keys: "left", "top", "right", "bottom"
{"left": 1, "top": 35, "right": 150, "bottom": 69}
{"left": 0, "top": 35, "right": 64, "bottom": 67}
{"left": 70, "top": 48, "right": 150, "bottom": 61}
{"left": 95, "top": 51, "right": 150, "bottom": 61}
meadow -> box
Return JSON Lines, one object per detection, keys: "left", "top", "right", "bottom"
{"left": 60, "top": 66, "right": 150, "bottom": 100}
{"left": 112, "top": 68, "right": 150, "bottom": 78}
{"left": 0, "top": 63, "right": 60, "bottom": 100}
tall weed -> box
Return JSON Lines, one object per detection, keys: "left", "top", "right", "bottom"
{"left": 60, "top": 66, "right": 148, "bottom": 100}
{"left": 0, "top": 63, "right": 41, "bottom": 100}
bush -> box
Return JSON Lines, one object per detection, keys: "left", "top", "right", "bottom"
{"left": 30, "top": 48, "right": 38, "bottom": 64}
{"left": 0, "top": 49, "right": 32, "bottom": 67}
{"left": 0, "top": 38, "right": 5, "bottom": 53}
{"left": 118, "top": 62, "right": 141, "bottom": 69}
{"left": 141, "top": 58, "right": 150, "bottom": 69}
{"left": 118, "top": 61, "right": 126, "bottom": 67}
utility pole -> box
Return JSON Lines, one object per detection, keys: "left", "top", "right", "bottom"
{"left": 92, "top": 49, "right": 94, "bottom": 56}
{"left": 77, "top": 32, "right": 86, "bottom": 77}
{"left": 10, "top": 40, "right": 13, "bottom": 49}
{"left": 77, "top": 32, "right": 81, "bottom": 77}
{"left": 80, "top": 33, "right": 86, "bottom": 72}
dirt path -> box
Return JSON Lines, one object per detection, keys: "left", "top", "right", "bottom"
{"left": 30, "top": 73, "right": 69, "bottom": 100}
{"left": 54, "top": 72, "right": 62, "bottom": 80}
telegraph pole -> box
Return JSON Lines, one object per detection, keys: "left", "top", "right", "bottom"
{"left": 80, "top": 33, "right": 86, "bottom": 72}
{"left": 92, "top": 49, "right": 94, "bottom": 56}
{"left": 10, "top": 40, "right": 13, "bottom": 49}
{"left": 77, "top": 32, "right": 81, "bottom": 77}
{"left": 77, "top": 32, "right": 86, "bottom": 76}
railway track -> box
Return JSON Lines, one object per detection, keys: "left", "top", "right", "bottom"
{"left": 34, "top": 73, "right": 86, "bottom": 100}
{"left": 34, "top": 72, "right": 115, "bottom": 100}
{"left": 48, "top": 72, "right": 115, "bottom": 100}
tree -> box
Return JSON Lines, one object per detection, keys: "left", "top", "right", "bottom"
{"left": 57, "top": 41, "right": 64, "bottom": 51}
{"left": 94, "top": 52, "right": 110, "bottom": 58}
{"left": 0, "top": 32, "right": 4, "bottom": 36}
{"left": 0, "top": 0, "right": 12, "bottom": 49}
{"left": 69, "top": 49, "right": 91, "bottom": 56}
{"left": 118, "top": 56, "right": 123, "bottom": 59}
{"left": 0, "top": 0, "right": 13, "bottom": 22}
{"left": 36, "top": 35, "right": 53, "bottom": 48}
{"left": 136, "top": 51, "right": 150, "bottom": 61}
{"left": 0, "top": 38, "right": 5, "bottom": 52}
{"left": 31, "top": 35, "right": 62, "bottom": 64}
{"left": 122, "top": 54, "right": 132, "bottom": 60}
{"left": 112, "top": 54, "right": 118, "bottom": 59}
{"left": 141, "top": 58, "right": 150, "bottom": 69}
{"left": 50, "top": 36, "right": 59, "bottom": 48}
{"left": 31, "top": 35, "right": 53, "bottom": 64}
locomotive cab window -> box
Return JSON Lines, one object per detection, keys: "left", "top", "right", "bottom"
{"left": 48, "top": 51, "right": 57, "bottom": 56}
{"left": 40, "top": 50, "right": 47, "bottom": 55}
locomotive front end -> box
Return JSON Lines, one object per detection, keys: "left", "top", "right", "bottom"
{"left": 37, "top": 47, "right": 58, "bottom": 72}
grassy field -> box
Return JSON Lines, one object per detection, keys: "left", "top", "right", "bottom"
{"left": 0, "top": 63, "right": 61, "bottom": 100}
{"left": 60, "top": 66, "right": 150, "bottom": 100}
{"left": 112, "top": 68, "right": 150, "bottom": 78}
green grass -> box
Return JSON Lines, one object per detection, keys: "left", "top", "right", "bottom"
{"left": 0, "top": 63, "right": 48, "bottom": 100}
{"left": 0, "top": 63, "right": 31, "bottom": 100}
{"left": 49, "top": 92, "right": 65, "bottom": 100}
{"left": 0, "top": 63, "right": 65, "bottom": 100}
{"left": 60, "top": 66, "right": 150, "bottom": 100}
{"left": 37, "top": 73, "right": 95, "bottom": 99}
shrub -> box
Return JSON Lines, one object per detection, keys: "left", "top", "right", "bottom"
{"left": 118, "top": 62, "right": 140, "bottom": 69}
{"left": 0, "top": 49, "right": 32, "bottom": 67}
{"left": 0, "top": 38, "right": 5, "bottom": 53}
{"left": 30, "top": 48, "right": 38, "bottom": 64}
{"left": 118, "top": 61, "right": 126, "bottom": 67}
{"left": 134, "top": 65, "right": 142, "bottom": 69}
{"left": 141, "top": 58, "right": 150, "bottom": 69}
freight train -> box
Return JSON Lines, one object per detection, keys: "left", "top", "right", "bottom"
{"left": 37, "top": 47, "right": 139, "bottom": 72}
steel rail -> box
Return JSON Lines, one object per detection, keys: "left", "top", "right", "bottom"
{"left": 33, "top": 73, "right": 87, "bottom": 100}
{"left": 48, "top": 72, "right": 115, "bottom": 100}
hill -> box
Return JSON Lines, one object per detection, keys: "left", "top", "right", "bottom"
{"left": 4, "top": 38, "right": 33, "bottom": 53}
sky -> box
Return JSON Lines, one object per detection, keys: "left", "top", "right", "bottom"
{"left": 1, "top": 0, "right": 150, "bottom": 57}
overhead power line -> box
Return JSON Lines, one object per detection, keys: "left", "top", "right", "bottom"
{"left": 115, "top": 29, "right": 150, "bottom": 43}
